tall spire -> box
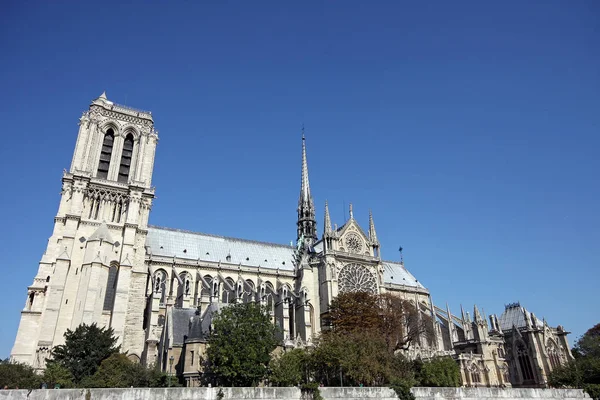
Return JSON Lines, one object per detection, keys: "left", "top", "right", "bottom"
{"left": 297, "top": 133, "right": 317, "bottom": 245}
{"left": 324, "top": 200, "right": 332, "bottom": 236}
{"left": 300, "top": 133, "right": 311, "bottom": 206}
{"left": 368, "top": 210, "right": 378, "bottom": 244}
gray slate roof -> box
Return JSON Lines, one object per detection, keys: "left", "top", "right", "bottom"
{"left": 498, "top": 304, "right": 543, "bottom": 331}
{"left": 382, "top": 261, "right": 425, "bottom": 289}
{"left": 171, "top": 308, "right": 198, "bottom": 346}
{"left": 146, "top": 226, "right": 424, "bottom": 289}
{"left": 146, "top": 226, "right": 295, "bottom": 271}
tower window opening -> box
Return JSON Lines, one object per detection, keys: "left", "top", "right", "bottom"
{"left": 118, "top": 133, "right": 134, "bottom": 183}
{"left": 97, "top": 129, "right": 115, "bottom": 179}
{"left": 28, "top": 292, "right": 35, "bottom": 310}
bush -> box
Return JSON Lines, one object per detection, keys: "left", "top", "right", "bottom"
{"left": 583, "top": 384, "right": 600, "bottom": 400}
{"left": 0, "top": 361, "right": 42, "bottom": 389}
{"left": 415, "top": 357, "right": 461, "bottom": 387}
{"left": 270, "top": 348, "right": 310, "bottom": 386}
{"left": 80, "top": 353, "right": 176, "bottom": 388}
{"left": 389, "top": 379, "right": 415, "bottom": 400}
{"left": 42, "top": 363, "right": 74, "bottom": 388}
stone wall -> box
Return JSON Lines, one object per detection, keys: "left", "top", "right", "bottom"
{"left": 412, "top": 387, "right": 590, "bottom": 400}
{"left": 0, "top": 387, "right": 591, "bottom": 400}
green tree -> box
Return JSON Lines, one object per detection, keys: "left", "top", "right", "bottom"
{"left": 0, "top": 360, "right": 42, "bottom": 389}
{"left": 573, "top": 323, "right": 600, "bottom": 360}
{"left": 83, "top": 353, "right": 134, "bottom": 388}
{"left": 80, "top": 353, "right": 175, "bottom": 388}
{"left": 549, "top": 322, "right": 600, "bottom": 399}
{"left": 204, "top": 302, "right": 279, "bottom": 386}
{"left": 270, "top": 348, "right": 310, "bottom": 386}
{"left": 42, "top": 363, "right": 74, "bottom": 388}
{"left": 47, "top": 323, "right": 119, "bottom": 384}
{"left": 415, "top": 357, "right": 461, "bottom": 387}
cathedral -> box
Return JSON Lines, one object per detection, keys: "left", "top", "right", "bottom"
{"left": 11, "top": 93, "right": 573, "bottom": 388}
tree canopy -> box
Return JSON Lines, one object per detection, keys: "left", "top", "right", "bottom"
{"left": 204, "top": 302, "right": 279, "bottom": 387}
{"left": 0, "top": 360, "right": 42, "bottom": 389}
{"left": 549, "top": 322, "right": 600, "bottom": 399}
{"left": 46, "top": 323, "right": 120, "bottom": 383}
{"left": 328, "top": 291, "right": 434, "bottom": 351}
{"left": 269, "top": 291, "right": 457, "bottom": 390}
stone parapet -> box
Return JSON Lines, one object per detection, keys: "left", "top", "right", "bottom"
{"left": 0, "top": 387, "right": 591, "bottom": 400}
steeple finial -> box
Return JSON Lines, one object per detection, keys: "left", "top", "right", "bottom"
{"left": 368, "top": 209, "right": 378, "bottom": 244}
{"left": 99, "top": 91, "right": 107, "bottom": 100}
{"left": 297, "top": 133, "right": 317, "bottom": 245}
{"left": 324, "top": 200, "right": 332, "bottom": 235}
{"left": 349, "top": 203, "right": 353, "bottom": 219}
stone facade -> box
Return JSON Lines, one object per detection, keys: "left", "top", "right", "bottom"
{"left": 10, "top": 94, "right": 573, "bottom": 388}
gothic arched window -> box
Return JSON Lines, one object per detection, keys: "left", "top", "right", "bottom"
{"left": 338, "top": 263, "right": 377, "bottom": 294}
{"left": 118, "top": 133, "right": 134, "bottom": 183}
{"left": 97, "top": 129, "right": 115, "bottom": 179}
{"left": 221, "top": 278, "right": 235, "bottom": 304}
{"left": 103, "top": 263, "right": 119, "bottom": 311}
{"left": 154, "top": 270, "right": 167, "bottom": 305}
{"left": 471, "top": 364, "right": 481, "bottom": 384}
{"left": 243, "top": 280, "right": 255, "bottom": 303}
{"left": 265, "top": 281, "right": 275, "bottom": 312}
{"left": 547, "top": 340, "right": 561, "bottom": 369}
{"left": 201, "top": 275, "right": 213, "bottom": 298}
{"left": 517, "top": 342, "right": 535, "bottom": 382}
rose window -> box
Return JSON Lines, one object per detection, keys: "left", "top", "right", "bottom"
{"left": 338, "top": 263, "right": 377, "bottom": 293}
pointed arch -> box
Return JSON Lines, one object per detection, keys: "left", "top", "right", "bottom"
{"left": 517, "top": 341, "right": 535, "bottom": 382}
{"left": 470, "top": 364, "right": 481, "bottom": 384}
{"left": 201, "top": 275, "right": 213, "bottom": 297}
{"left": 97, "top": 128, "right": 115, "bottom": 179}
{"left": 546, "top": 339, "right": 561, "bottom": 369}
{"left": 264, "top": 281, "right": 275, "bottom": 312}
{"left": 243, "top": 279, "right": 255, "bottom": 303}
{"left": 221, "top": 277, "right": 236, "bottom": 304}
{"left": 153, "top": 269, "right": 167, "bottom": 305}
{"left": 118, "top": 133, "right": 134, "bottom": 183}
{"left": 102, "top": 261, "right": 119, "bottom": 311}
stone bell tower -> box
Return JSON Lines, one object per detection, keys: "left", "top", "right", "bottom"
{"left": 11, "top": 92, "right": 158, "bottom": 369}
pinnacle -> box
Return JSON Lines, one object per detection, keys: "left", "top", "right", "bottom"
{"left": 324, "top": 200, "right": 332, "bottom": 235}
{"left": 99, "top": 91, "right": 107, "bottom": 100}
{"left": 368, "top": 209, "right": 378, "bottom": 243}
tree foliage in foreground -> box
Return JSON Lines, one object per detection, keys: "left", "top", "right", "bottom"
{"left": 0, "top": 360, "right": 42, "bottom": 389}
{"left": 204, "top": 302, "right": 279, "bottom": 387}
{"left": 269, "top": 292, "right": 458, "bottom": 389}
{"left": 80, "top": 353, "right": 173, "bottom": 388}
{"left": 549, "top": 323, "right": 600, "bottom": 399}
{"left": 328, "top": 291, "right": 434, "bottom": 352}
{"left": 47, "top": 323, "right": 120, "bottom": 384}
{"left": 414, "top": 357, "right": 461, "bottom": 387}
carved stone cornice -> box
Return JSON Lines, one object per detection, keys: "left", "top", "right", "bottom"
{"left": 90, "top": 105, "right": 153, "bottom": 127}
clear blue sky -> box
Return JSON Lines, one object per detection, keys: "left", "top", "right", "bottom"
{"left": 0, "top": 1, "right": 598, "bottom": 358}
